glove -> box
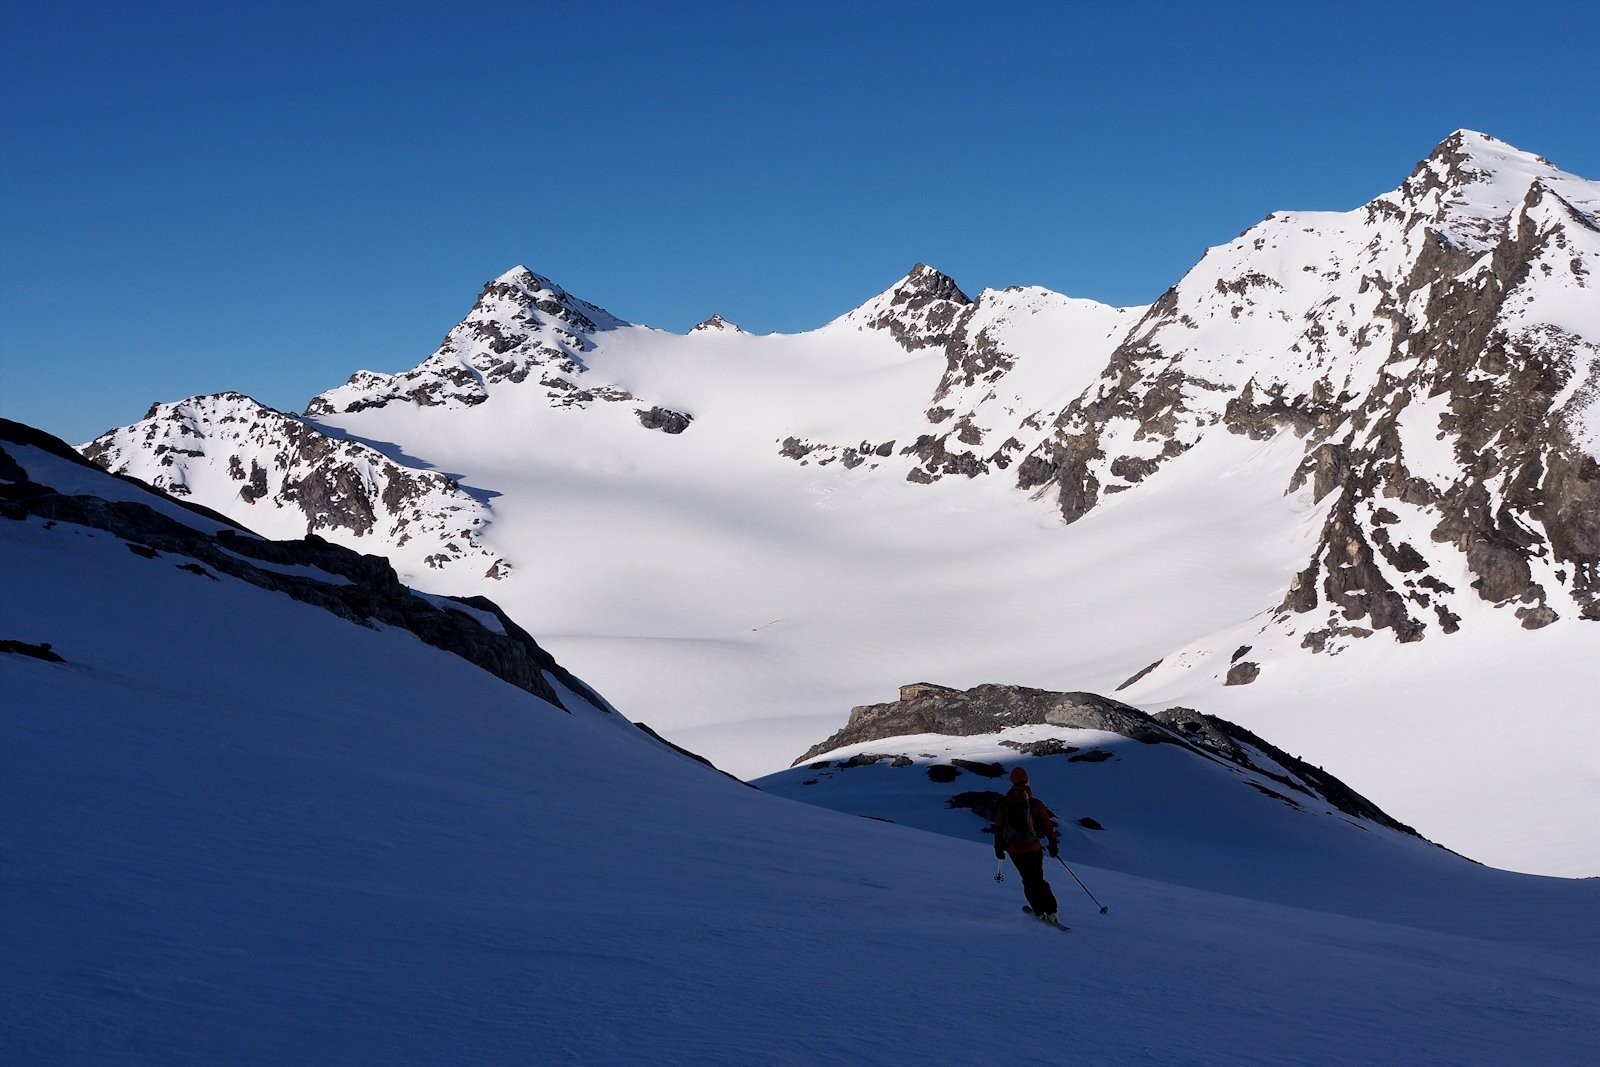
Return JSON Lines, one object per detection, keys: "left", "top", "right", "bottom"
{"left": 1048, "top": 842, "right": 1059, "bottom": 858}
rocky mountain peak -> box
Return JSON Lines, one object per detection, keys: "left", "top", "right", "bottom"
{"left": 304, "top": 265, "right": 635, "bottom": 416}
{"left": 1423, "top": 130, "right": 1503, "bottom": 179}
{"left": 470, "top": 265, "right": 628, "bottom": 336}
{"left": 1020, "top": 131, "right": 1598, "bottom": 661}
{"left": 1409, "top": 130, "right": 1548, "bottom": 190}
{"left": 894, "top": 262, "right": 971, "bottom": 306}
{"left": 1392, "top": 130, "right": 1592, "bottom": 249}
{"left": 692, "top": 314, "right": 743, "bottom": 334}
{"left": 840, "top": 263, "right": 975, "bottom": 353}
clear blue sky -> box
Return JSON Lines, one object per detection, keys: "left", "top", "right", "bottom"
{"left": 3, "top": 0, "right": 1597, "bottom": 443}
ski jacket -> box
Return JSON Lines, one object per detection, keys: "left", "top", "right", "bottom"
{"left": 993, "top": 785, "right": 1059, "bottom": 856}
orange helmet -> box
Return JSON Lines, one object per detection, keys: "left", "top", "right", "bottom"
{"left": 1009, "top": 766, "right": 1028, "bottom": 784}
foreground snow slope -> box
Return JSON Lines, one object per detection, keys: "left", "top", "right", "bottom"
{"left": 3, "top": 429, "right": 1597, "bottom": 1064}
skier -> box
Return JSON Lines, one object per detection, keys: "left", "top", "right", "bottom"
{"left": 993, "top": 766, "right": 1062, "bottom": 925}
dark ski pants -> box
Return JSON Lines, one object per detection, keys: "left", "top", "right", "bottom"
{"left": 1007, "top": 849, "right": 1059, "bottom": 915}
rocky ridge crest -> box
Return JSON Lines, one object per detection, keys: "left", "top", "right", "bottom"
{"left": 793, "top": 681, "right": 1416, "bottom": 836}
{"left": 82, "top": 393, "right": 509, "bottom": 578}
{"left": 787, "top": 268, "right": 1140, "bottom": 480}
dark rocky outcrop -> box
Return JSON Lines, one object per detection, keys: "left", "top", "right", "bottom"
{"left": 791, "top": 680, "right": 1421, "bottom": 836}
{"left": 1224, "top": 661, "right": 1260, "bottom": 686}
{"left": 1, "top": 639, "right": 65, "bottom": 662}
{"left": 999, "top": 737, "right": 1080, "bottom": 757}
{"left": 776, "top": 436, "right": 897, "bottom": 471}
{"left": 794, "top": 682, "right": 1180, "bottom": 764}
{"left": 636, "top": 407, "right": 693, "bottom": 434}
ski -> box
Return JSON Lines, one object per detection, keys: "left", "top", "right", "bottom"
{"left": 1021, "top": 906, "right": 1071, "bottom": 931}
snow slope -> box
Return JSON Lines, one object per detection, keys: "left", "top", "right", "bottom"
{"left": 3, "top": 428, "right": 1596, "bottom": 1064}
{"left": 757, "top": 721, "right": 1583, "bottom": 940}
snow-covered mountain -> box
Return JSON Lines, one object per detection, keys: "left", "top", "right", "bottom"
{"left": 5, "top": 417, "right": 1597, "bottom": 1063}
{"left": 1021, "top": 130, "right": 1600, "bottom": 676}
{"left": 86, "top": 259, "right": 1143, "bottom": 541}
{"left": 79, "top": 131, "right": 1599, "bottom": 877}
{"left": 82, "top": 391, "right": 510, "bottom": 579}
{"left": 304, "top": 269, "right": 632, "bottom": 415}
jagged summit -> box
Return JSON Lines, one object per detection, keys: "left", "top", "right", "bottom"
{"left": 836, "top": 263, "right": 974, "bottom": 352}
{"left": 894, "top": 262, "right": 971, "bottom": 305}
{"left": 305, "top": 265, "right": 632, "bottom": 415}
{"left": 493, "top": 263, "right": 542, "bottom": 286}
{"left": 1421, "top": 130, "right": 1559, "bottom": 183}
{"left": 1390, "top": 130, "right": 1598, "bottom": 249}
{"left": 473, "top": 265, "right": 629, "bottom": 335}
{"left": 692, "top": 314, "right": 742, "bottom": 334}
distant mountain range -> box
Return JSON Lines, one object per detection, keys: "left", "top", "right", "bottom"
{"left": 78, "top": 130, "right": 1599, "bottom": 876}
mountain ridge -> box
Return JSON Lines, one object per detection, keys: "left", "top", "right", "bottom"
{"left": 788, "top": 680, "right": 1422, "bottom": 838}
{"left": 87, "top": 130, "right": 1596, "bottom": 645}
{"left": 1018, "top": 128, "right": 1598, "bottom": 667}
{"left": 76, "top": 130, "right": 1600, "bottom": 875}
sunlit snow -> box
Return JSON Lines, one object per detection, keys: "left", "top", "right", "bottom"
{"left": 78, "top": 133, "right": 1600, "bottom": 880}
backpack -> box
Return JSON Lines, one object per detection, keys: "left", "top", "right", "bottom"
{"left": 998, "top": 788, "right": 1039, "bottom": 848}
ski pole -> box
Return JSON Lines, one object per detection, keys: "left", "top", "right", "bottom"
{"left": 994, "top": 857, "right": 1005, "bottom": 883}
{"left": 1055, "top": 854, "right": 1109, "bottom": 915}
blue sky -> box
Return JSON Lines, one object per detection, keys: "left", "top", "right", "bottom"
{"left": 3, "top": 0, "right": 1597, "bottom": 443}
